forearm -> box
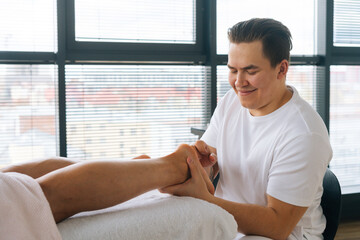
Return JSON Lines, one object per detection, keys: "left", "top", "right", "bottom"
{"left": 205, "top": 196, "right": 290, "bottom": 240}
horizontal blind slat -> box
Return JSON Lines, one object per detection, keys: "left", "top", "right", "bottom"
{"left": 0, "top": 0, "right": 57, "bottom": 52}
{"left": 65, "top": 65, "right": 211, "bottom": 160}
{"left": 329, "top": 65, "right": 360, "bottom": 190}
{"left": 0, "top": 64, "right": 58, "bottom": 167}
{"left": 334, "top": 0, "right": 360, "bottom": 46}
{"left": 75, "top": 0, "right": 195, "bottom": 44}
{"left": 216, "top": 0, "right": 315, "bottom": 55}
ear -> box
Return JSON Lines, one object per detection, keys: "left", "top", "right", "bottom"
{"left": 277, "top": 60, "right": 289, "bottom": 80}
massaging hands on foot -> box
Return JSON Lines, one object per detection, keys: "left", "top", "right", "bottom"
{"left": 162, "top": 140, "right": 218, "bottom": 201}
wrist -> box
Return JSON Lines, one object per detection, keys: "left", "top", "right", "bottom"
{"left": 203, "top": 191, "right": 216, "bottom": 203}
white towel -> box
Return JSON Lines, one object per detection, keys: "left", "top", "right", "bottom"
{"left": 0, "top": 172, "right": 61, "bottom": 240}
{"left": 58, "top": 190, "right": 238, "bottom": 240}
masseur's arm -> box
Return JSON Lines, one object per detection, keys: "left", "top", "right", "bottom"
{"left": 162, "top": 156, "right": 307, "bottom": 240}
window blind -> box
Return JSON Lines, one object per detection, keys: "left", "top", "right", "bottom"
{"left": 334, "top": 0, "right": 360, "bottom": 46}
{"left": 216, "top": 0, "right": 316, "bottom": 55}
{"left": 65, "top": 65, "right": 211, "bottom": 160}
{"left": 75, "top": 0, "right": 196, "bottom": 44}
{"left": 0, "top": 0, "right": 57, "bottom": 52}
{"left": 217, "top": 65, "right": 318, "bottom": 109}
{"left": 0, "top": 65, "right": 58, "bottom": 168}
{"left": 330, "top": 66, "right": 360, "bottom": 193}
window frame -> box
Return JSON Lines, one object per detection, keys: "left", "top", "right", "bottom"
{"left": 65, "top": 0, "right": 205, "bottom": 56}
{"left": 0, "top": 0, "right": 360, "bottom": 221}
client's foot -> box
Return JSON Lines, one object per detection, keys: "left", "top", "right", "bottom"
{"left": 161, "top": 144, "right": 215, "bottom": 194}
{"left": 163, "top": 144, "right": 198, "bottom": 184}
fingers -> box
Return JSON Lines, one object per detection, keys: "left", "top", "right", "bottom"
{"left": 160, "top": 157, "right": 215, "bottom": 196}
{"left": 160, "top": 157, "right": 200, "bottom": 196}
{"left": 190, "top": 157, "right": 215, "bottom": 195}
{"left": 194, "top": 140, "right": 209, "bottom": 155}
{"left": 201, "top": 167, "right": 215, "bottom": 194}
{"left": 209, "top": 153, "right": 217, "bottom": 165}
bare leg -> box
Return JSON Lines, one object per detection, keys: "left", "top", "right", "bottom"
{"left": 37, "top": 144, "right": 196, "bottom": 223}
{"left": 1, "top": 154, "right": 152, "bottom": 178}
{"left": 132, "top": 154, "right": 151, "bottom": 160}
{"left": 0, "top": 157, "right": 76, "bottom": 179}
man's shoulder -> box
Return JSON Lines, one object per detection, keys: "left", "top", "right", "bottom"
{"left": 290, "top": 95, "right": 327, "bottom": 135}
{"left": 216, "top": 90, "right": 243, "bottom": 113}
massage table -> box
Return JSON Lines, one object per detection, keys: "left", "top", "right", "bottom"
{"left": 57, "top": 190, "right": 238, "bottom": 240}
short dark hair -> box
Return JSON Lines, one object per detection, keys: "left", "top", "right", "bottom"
{"left": 228, "top": 18, "right": 292, "bottom": 68}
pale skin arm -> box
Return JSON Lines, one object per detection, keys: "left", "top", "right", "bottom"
{"left": 162, "top": 155, "right": 307, "bottom": 240}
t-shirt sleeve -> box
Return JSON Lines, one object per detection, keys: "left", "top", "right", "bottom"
{"left": 267, "top": 133, "right": 332, "bottom": 207}
{"left": 200, "top": 119, "right": 218, "bottom": 148}
{"left": 200, "top": 95, "right": 226, "bottom": 148}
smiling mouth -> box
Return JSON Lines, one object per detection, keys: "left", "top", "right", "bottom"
{"left": 238, "top": 89, "right": 257, "bottom": 96}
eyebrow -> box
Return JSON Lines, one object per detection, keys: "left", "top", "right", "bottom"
{"left": 227, "top": 64, "right": 259, "bottom": 71}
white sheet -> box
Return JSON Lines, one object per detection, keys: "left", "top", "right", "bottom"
{"left": 58, "top": 190, "right": 238, "bottom": 240}
{"left": 0, "top": 172, "right": 61, "bottom": 240}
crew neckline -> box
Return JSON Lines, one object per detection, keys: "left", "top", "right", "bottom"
{"left": 246, "top": 85, "right": 296, "bottom": 121}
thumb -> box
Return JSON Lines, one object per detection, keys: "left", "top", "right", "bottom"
{"left": 187, "top": 157, "right": 202, "bottom": 180}
{"left": 194, "top": 140, "right": 209, "bottom": 155}
{"left": 209, "top": 153, "right": 217, "bottom": 165}
{"left": 190, "top": 157, "right": 215, "bottom": 194}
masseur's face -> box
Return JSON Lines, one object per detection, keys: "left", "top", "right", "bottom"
{"left": 227, "top": 41, "right": 288, "bottom": 116}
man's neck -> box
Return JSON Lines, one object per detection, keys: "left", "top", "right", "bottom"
{"left": 249, "top": 86, "right": 293, "bottom": 117}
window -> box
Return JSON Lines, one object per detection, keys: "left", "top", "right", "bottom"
{"left": 74, "top": 0, "right": 196, "bottom": 44}
{"left": 334, "top": 0, "right": 360, "bottom": 47}
{"left": 1, "top": 0, "right": 360, "bottom": 215}
{"left": 330, "top": 66, "right": 360, "bottom": 193}
{"left": 216, "top": 0, "right": 316, "bottom": 55}
{"left": 0, "top": 65, "right": 58, "bottom": 167}
{"left": 0, "top": 0, "right": 57, "bottom": 52}
{"left": 65, "top": 65, "right": 211, "bottom": 160}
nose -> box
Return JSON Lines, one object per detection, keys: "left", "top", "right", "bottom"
{"left": 235, "top": 72, "right": 248, "bottom": 88}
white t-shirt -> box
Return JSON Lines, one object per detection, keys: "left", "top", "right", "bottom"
{"left": 201, "top": 86, "right": 332, "bottom": 240}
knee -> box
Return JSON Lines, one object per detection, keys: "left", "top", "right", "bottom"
{"left": 40, "top": 157, "right": 77, "bottom": 168}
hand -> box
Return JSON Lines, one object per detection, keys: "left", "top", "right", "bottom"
{"left": 193, "top": 140, "right": 217, "bottom": 168}
{"left": 160, "top": 156, "right": 214, "bottom": 200}
{"left": 193, "top": 140, "right": 219, "bottom": 180}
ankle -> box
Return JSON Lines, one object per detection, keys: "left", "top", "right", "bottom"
{"left": 164, "top": 144, "right": 197, "bottom": 183}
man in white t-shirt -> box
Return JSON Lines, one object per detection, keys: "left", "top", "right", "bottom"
{"left": 162, "top": 18, "right": 332, "bottom": 240}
